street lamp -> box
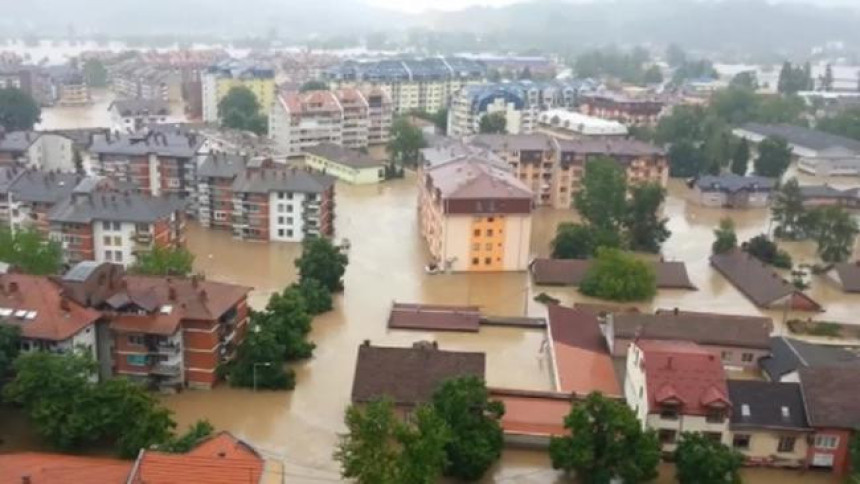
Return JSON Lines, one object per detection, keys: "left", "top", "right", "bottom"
{"left": 253, "top": 362, "right": 273, "bottom": 392}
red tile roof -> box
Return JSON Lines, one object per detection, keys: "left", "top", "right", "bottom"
{"left": 0, "top": 452, "right": 132, "bottom": 484}
{"left": 636, "top": 339, "right": 730, "bottom": 416}
{"left": 547, "top": 305, "right": 620, "bottom": 397}
{"left": 490, "top": 389, "right": 571, "bottom": 438}
{"left": 122, "top": 276, "right": 251, "bottom": 322}
{"left": 110, "top": 312, "right": 183, "bottom": 336}
{"left": 0, "top": 274, "right": 100, "bottom": 341}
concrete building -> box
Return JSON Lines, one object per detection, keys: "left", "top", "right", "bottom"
{"left": 56, "top": 70, "right": 90, "bottom": 106}
{"left": 693, "top": 174, "right": 776, "bottom": 208}
{"left": 798, "top": 185, "right": 860, "bottom": 209}
{"left": 0, "top": 131, "right": 76, "bottom": 172}
{"left": 624, "top": 339, "right": 732, "bottom": 451}
{"left": 202, "top": 60, "right": 275, "bottom": 123}
{"left": 110, "top": 61, "right": 181, "bottom": 103}
{"left": 196, "top": 153, "right": 248, "bottom": 230}
{"left": 304, "top": 142, "right": 386, "bottom": 185}
{"left": 47, "top": 191, "right": 185, "bottom": 267}
{"left": 268, "top": 88, "right": 392, "bottom": 158}
{"left": 323, "top": 57, "right": 486, "bottom": 114}
{"left": 535, "top": 109, "right": 628, "bottom": 139}
{"left": 447, "top": 81, "right": 588, "bottom": 137}
{"left": 418, "top": 155, "right": 533, "bottom": 272}
{"left": 0, "top": 167, "right": 93, "bottom": 234}
{"left": 733, "top": 123, "right": 860, "bottom": 177}
{"left": 798, "top": 367, "right": 860, "bottom": 475}
{"left": 579, "top": 92, "right": 665, "bottom": 126}
{"left": 109, "top": 99, "right": 172, "bottom": 133}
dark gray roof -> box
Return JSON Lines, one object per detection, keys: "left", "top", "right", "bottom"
{"left": 471, "top": 133, "right": 555, "bottom": 152}
{"left": 3, "top": 171, "right": 82, "bottom": 203}
{"left": 531, "top": 258, "right": 695, "bottom": 289}
{"left": 695, "top": 174, "right": 775, "bottom": 193}
{"left": 710, "top": 249, "right": 821, "bottom": 310}
{"left": 760, "top": 336, "right": 860, "bottom": 381}
{"left": 832, "top": 262, "right": 860, "bottom": 292}
{"left": 197, "top": 153, "right": 247, "bottom": 178}
{"left": 89, "top": 130, "right": 203, "bottom": 158}
{"left": 0, "top": 131, "right": 39, "bottom": 152}
{"left": 739, "top": 123, "right": 860, "bottom": 154}
{"left": 109, "top": 98, "right": 170, "bottom": 116}
{"left": 799, "top": 367, "right": 860, "bottom": 429}
{"left": 231, "top": 168, "right": 334, "bottom": 194}
{"left": 613, "top": 310, "right": 772, "bottom": 350}
{"left": 62, "top": 261, "right": 103, "bottom": 282}
{"left": 304, "top": 143, "right": 384, "bottom": 169}
{"left": 48, "top": 193, "right": 183, "bottom": 224}
{"left": 798, "top": 184, "right": 847, "bottom": 200}
{"left": 556, "top": 137, "right": 665, "bottom": 157}
{"left": 727, "top": 380, "right": 809, "bottom": 431}
{"left": 0, "top": 166, "right": 24, "bottom": 192}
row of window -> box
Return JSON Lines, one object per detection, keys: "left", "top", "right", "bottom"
{"left": 104, "top": 250, "right": 124, "bottom": 263}
{"left": 473, "top": 228, "right": 501, "bottom": 237}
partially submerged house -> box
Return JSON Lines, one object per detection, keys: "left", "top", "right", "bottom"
{"left": 530, "top": 258, "right": 695, "bottom": 290}
{"left": 759, "top": 336, "right": 860, "bottom": 382}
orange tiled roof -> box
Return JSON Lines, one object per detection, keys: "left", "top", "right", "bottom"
{"left": 494, "top": 393, "right": 570, "bottom": 438}
{"left": 0, "top": 452, "right": 132, "bottom": 484}
{"left": 547, "top": 305, "right": 621, "bottom": 396}
{"left": 0, "top": 274, "right": 100, "bottom": 341}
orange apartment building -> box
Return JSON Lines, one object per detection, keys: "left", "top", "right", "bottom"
{"left": 418, "top": 155, "right": 533, "bottom": 272}
{"left": 579, "top": 92, "right": 665, "bottom": 127}
{"left": 470, "top": 133, "right": 668, "bottom": 209}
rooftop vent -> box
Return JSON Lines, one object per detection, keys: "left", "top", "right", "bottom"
{"left": 160, "top": 305, "right": 173, "bottom": 315}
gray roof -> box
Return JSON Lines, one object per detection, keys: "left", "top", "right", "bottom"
{"left": 231, "top": 168, "right": 334, "bottom": 195}
{"left": 89, "top": 129, "right": 204, "bottom": 158}
{"left": 799, "top": 184, "right": 847, "bottom": 199}
{"left": 760, "top": 336, "right": 860, "bottom": 381}
{"left": 727, "top": 380, "right": 809, "bottom": 431}
{"left": 832, "top": 262, "right": 860, "bottom": 292}
{"left": 304, "top": 143, "right": 384, "bottom": 169}
{"left": 62, "top": 260, "right": 103, "bottom": 282}
{"left": 739, "top": 123, "right": 860, "bottom": 154}
{"left": 2, "top": 170, "right": 83, "bottom": 203}
{"left": 0, "top": 131, "right": 39, "bottom": 152}
{"left": 197, "top": 153, "right": 247, "bottom": 179}
{"left": 471, "top": 133, "right": 555, "bottom": 152}
{"left": 799, "top": 367, "right": 860, "bottom": 429}
{"left": 613, "top": 310, "right": 772, "bottom": 350}
{"left": 48, "top": 192, "right": 183, "bottom": 224}
{"left": 109, "top": 98, "right": 170, "bottom": 116}
{"left": 695, "top": 174, "right": 775, "bottom": 193}
{"left": 710, "top": 249, "right": 821, "bottom": 309}
{"left": 420, "top": 141, "right": 508, "bottom": 170}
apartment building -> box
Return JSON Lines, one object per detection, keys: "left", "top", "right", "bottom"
{"left": 56, "top": 70, "right": 91, "bottom": 106}
{"left": 694, "top": 174, "right": 776, "bottom": 208}
{"left": 47, "top": 191, "right": 185, "bottom": 267}
{"left": 230, "top": 167, "right": 336, "bottom": 242}
{"left": 734, "top": 123, "right": 860, "bottom": 177}
{"left": 580, "top": 92, "right": 665, "bottom": 126}
{"left": 323, "top": 57, "right": 486, "bottom": 114}
{"left": 469, "top": 134, "right": 668, "bottom": 208}
{"left": 625, "top": 339, "right": 732, "bottom": 451}
{"left": 418, "top": 155, "right": 533, "bottom": 272}
{"left": 0, "top": 167, "right": 88, "bottom": 233}
{"left": 202, "top": 60, "right": 275, "bottom": 122}
{"left": 268, "top": 87, "right": 392, "bottom": 157}
{"left": 109, "top": 98, "right": 172, "bottom": 133}
{"left": 86, "top": 128, "right": 208, "bottom": 210}
{"left": 0, "top": 130, "right": 76, "bottom": 171}
{"left": 110, "top": 61, "right": 181, "bottom": 103}
{"left": 447, "top": 80, "right": 589, "bottom": 137}
{"left": 197, "top": 153, "right": 248, "bottom": 230}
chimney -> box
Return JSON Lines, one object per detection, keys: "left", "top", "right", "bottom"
{"left": 21, "top": 476, "right": 31, "bottom": 484}
{"left": 8, "top": 281, "right": 18, "bottom": 293}
{"left": 362, "top": 339, "right": 370, "bottom": 347}
{"left": 199, "top": 289, "right": 207, "bottom": 302}
{"left": 168, "top": 286, "right": 177, "bottom": 301}
{"left": 673, "top": 307, "right": 679, "bottom": 315}
{"left": 191, "top": 274, "right": 199, "bottom": 288}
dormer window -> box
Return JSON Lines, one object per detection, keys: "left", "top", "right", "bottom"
{"left": 660, "top": 404, "right": 679, "bottom": 420}
{"left": 706, "top": 408, "right": 726, "bottom": 424}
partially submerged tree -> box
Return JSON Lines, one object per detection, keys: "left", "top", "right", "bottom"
{"left": 130, "top": 245, "right": 195, "bottom": 276}
{"left": 579, "top": 248, "right": 657, "bottom": 302}
{"left": 771, "top": 178, "right": 807, "bottom": 240}
{"left": 0, "top": 228, "right": 63, "bottom": 275}
{"left": 0, "top": 87, "right": 40, "bottom": 131}
{"left": 674, "top": 432, "right": 743, "bottom": 484}
{"left": 712, "top": 218, "right": 738, "bottom": 255}
{"left": 806, "top": 206, "right": 859, "bottom": 263}
{"left": 754, "top": 136, "right": 792, "bottom": 178}
{"left": 387, "top": 117, "right": 427, "bottom": 167}
{"left": 743, "top": 234, "right": 792, "bottom": 269}
{"left": 218, "top": 86, "right": 267, "bottom": 135}
{"left": 478, "top": 112, "right": 507, "bottom": 134}
{"left": 624, "top": 183, "right": 670, "bottom": 253}
{"left": 295, "top": 236, "right": 349, "bottom": 292}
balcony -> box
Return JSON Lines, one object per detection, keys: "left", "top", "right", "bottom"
{"left": 132, "top": 232, "right": 153, "bottom": 244}
{"left": 151, "top": 342, "right": 180, "bottom": 355}
{"left": 151, "top": 363, "right": 181, "bottom": 376}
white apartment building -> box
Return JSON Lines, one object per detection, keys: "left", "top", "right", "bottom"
{"left": 0, "top": 131, "right": 76, "bottom": 172}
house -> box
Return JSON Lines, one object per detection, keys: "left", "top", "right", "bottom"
{"left": 418, "top": 155, "right": 533, "bottom": 272}
{"left": 759, "top": 336, "right": 860, "bottom": 382}
{"left": 693, "top": 174, "right": 776, "bottom": 208}
{"left": 304, "top": 142, "right": 386, "bottom": 185}
{"left": 109, "top": 98, "right": 172, "bottom": 133}
{"left": 0, "top": 453, "right": 134, "bottom": 484}
{"left": 489, "top": 387, "right": 574, "bottom": 447}
{"left": 535, "top": 109, "right": 628, "bottom": 139}
{"left": 604, "top": 309, "right": 772, "bottom": 370}
{"left": 0, "top": 130, "right": 76, "bottom": 171}
{"left": 579, "top": 92, "right": 665, "bottom": 126}
{"left": 798, "top": 185, "right": 860, "bottom": 209}
{"left": 351, "top": 341, "right": 485, "bottom": 409}
{"left": 388, "top": 302, "right": 482, "bottom": 332}
{"left": 733, "top": 123, "right": 860, "bottom": 177}
{"left": 530, "top": 258, "right": 695, "bottom": 289}
{"left": 546, "top": 304, "right": 620, "bottom": 396}
{"left": 624, "top": 340, "right": 732, "bottom": 451}
{"left": 825, "top": 261, "right": 860, "bottom": 292}
{"left": 710, "top": 249, "right": 822, "bottom": 311}
{"left": 202, "top": 60, "right": 275, "bottom": 123}
{"left": 798, "top": 367, "right": 860, "bottom": 475}
{"left": 726, "top": 380, "right": 811, "bottom": 468}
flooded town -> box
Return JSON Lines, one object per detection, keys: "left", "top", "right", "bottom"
{"left": 3, "top": 3, "right": 860, "bottom": 482}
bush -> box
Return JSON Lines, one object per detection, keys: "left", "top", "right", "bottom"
{"left": 579, "top": 248, "right": 656, "bottom": 302}
{"left": 534, "top": 292, "right": 560, "bottom": 305}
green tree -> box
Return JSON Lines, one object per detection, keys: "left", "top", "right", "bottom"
{"left": 549, "top": 392, "right": 660, "bottom": 484}
{"left": 743, "top": 234, "right": 792, "bottom": 269}
{"left": 667, "top": 140, "right": 707, "bottom": 177}
{"left": 754, "top": 136, "right": 792, "bottom": 178}
{"left": 295, "top": 236, "right": 349, "bottom": 292}
{"left": 82, "top": 59, "right": 108, "bottom": 88}
{"left": 771, "top": 178, "right": 807, "bottom": 240}
{"left": 479, "top": 112, "right": 507, "bottom": 134}
{"left": 157, "top": 419, "right": 215, "bottom": 453}
{"left": 387, "top": 116, "right": 427, "bottom": 167}
{"left": 262, "top": 286, "right": 315, "bottom": 361}
{"left": 674, "top": 432, "right": 743, "bottom": 484}
{"left": 730, "top": 138, "right": 750, "bottom": 175}
{"left": 574, "top": 158, "right": 627, "bottom": 234}
{"left": 729, "top": 71, "right": 758, "bottom": 90}
{"left": 818, "top": 108, "right": 860, "bottom": 141}
{"left": 821, "top": 64, "right": 834, "bottom": 92}
{"left": 225, "top": 321, "right": 293, "bottom": 390}
{"left": 0, "top": 228, "right": 62, "bottom": 275}
{"left": 624, "top": 183, "right": 670, "bottom": 253}
{"left": 580, "top": 248, "right": 656, "bottom": 301}
{"left": 431, "top": 376, "right": 504, "bottom": 481}
{"left": 806, "top": 206, "right": 859, "bottom": 263}
{"left": 712, "top": 218, "right": 738, "bottom": 255}
{"left": 551, "top": 223, "right": 596, "bottom": 259}
{"left": 129, "top": 245, "right": 195, "bottom": 276}
{"left": 293, "top": 279, "right": 333, "bottom": 315}
{"left": 299, "top": 80, "right": 329, "bottom": 92}
{"left": 849, "top": 433, "right": 860, "bottom": 484}
{"left": 93, "top": 377, "right": 176, "bottom": 458}
{"left": 218, "top": 86, "right": 267, "bottom": 135}
{"left": 0, "top": 324, "right": 20, "bottom": 378}
{"left": 642, "top": 65, "right": 663, "bottom": 84}
{"left": 0, "top": 87, "right": 40, "bottom": 131}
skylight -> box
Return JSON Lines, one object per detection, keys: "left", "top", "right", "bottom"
{"left": 741, "top": 404, "right": 750, "bottom": 417}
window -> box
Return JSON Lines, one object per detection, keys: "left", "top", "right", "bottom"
{"left": 278, "top": 192, "right": 284, "bottom": 200}
{"left": 658, "top": 429, "right": 677, "bottom": 445}
{"left": 112, "top": 222, "right": 121, "bottom": 231}
{"left": 472, "top": 258, "right": 480, "bottom": 266}
{"left": 778, "top": 436, "right": 797, "bottom": 453}
{"left": 741, "top": 352, "right": 755, "bottom": 363}
{"left": 484, "top": 257, "right": 492, "bottom": 265}
{"left": 815, "top": 435, "right": 839, "bottom": 450}
{"left": 486, "top": 229, "right": 494, "bottom": 237}
{"left": 733, "top": 434, "right": 751, "bottom": 450}
{"left": 103, "top": 235, "right": 112, "bottom": 246}
{"left": 115, "top": 251, "right": 123, "bottom": 262}
{"left": 287, "top": 204, "right": 294, "bottom": 212}
{"left": 485, "top": 243, "right": 493, "bottom": 250}
{"left": 128, "top": 335, "right": 144, "bottom": 345}
{"left": 126, "top": 354, "right": 147, "bottom": 366}
{"left": 704, "top": 432, "right": 722, "bottom": 443}
{"left": 278, "top": 205, "right": 285, "bottom": 213}
{"left": 104, "top": 250, "right": 112, "bottom": 261}
{"left": 473, "top": 229, "right": 480, "bottom": 237}
{"left": 278, "top": 217, "right": 284, "bottom": 225}
{"left": 472, "top": 243, "right": 480, "bottom": 251}
{"left": 287, "top": 217, "right": 293, "bottom": 225}
{"left": 659, "top": 406, "right": 679, "bottom": 420}
{"left": 136, "top": 223, "right": 149, "bottom": 232}
{"left": 487, "top": 217, "right": 494, "bottom": 223}
{"left": 287, "top": 193, "right": 294, "bottom": 200}
{"left": 721, "top": 351, "right": 732, "bottom": 362}
{"left": 706, "top": 409, "right": 726, "bottom": 424}
{"left": 287, "top": 229, "right": 293, "bottom": 237}
{"left": 278, "top": 229, "right": 284, "bottom": 237}
{"left": 113, "top": 236, "right": 122, "bottom": 246}
{"left": 103, "top": 221, "right": 111, "bottom": 230}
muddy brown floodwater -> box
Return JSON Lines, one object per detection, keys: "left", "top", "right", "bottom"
{"left": 159, "top": 174, "right": 853, "bottom": 483}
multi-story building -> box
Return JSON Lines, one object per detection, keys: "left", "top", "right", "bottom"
{"left": 109, "top": 99, "right": 172, "bottom": 133}
{"left": 535, "top": 109, "right": 628, "bottom": 139}
{"left": 624, "top": 339, "right": 732, "bottom": 452}
{"left": 579, "top": 92, "right": 665, "bottom": 126}
{"left": 418, "top": 155, "right": 533, "bottom": 272}
{"left": 797, "top": 367, "right": 860, "bottom": 475}
{"left": 196, "top": 153, "right": 248, "bottom": 230}
{"left": 110, "top": 61, "right": 181, "bottom": 103}
{"left": 268, "top": 88, "right": 392, "bottom": 158}
{"left": 0, "top": 131, "right": 76, "bottom": 171}
{"left": 447, "top": 80, "right": 590, "bottom": 137}
{"left": 202, "top": 60, "right": 275, "bottom": 123}
{"left": 304, "top": 143, "right": 386, "bottom": 185}
{"left": 323, "top": 57, "right": 486, "bottom": 114}
{"left": 694, "top": 174, "right": 776, "bottom": 208}
{"left": 0, "top": 167, "right": 92, "bottom": 234}
{"left": 469, "top": 134, "right": 668, "bottom": 208}
{"left": 47, "top": 191, "right": 185, "bottom": 267}
{"left": 230, "top": 166, "right": 336, "bottom": 242}
{"left": 56, "top": 70, "right": 90, "bottom": 106}
{"left": 86, "top": 128, "right": 208, "bottom": 211}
